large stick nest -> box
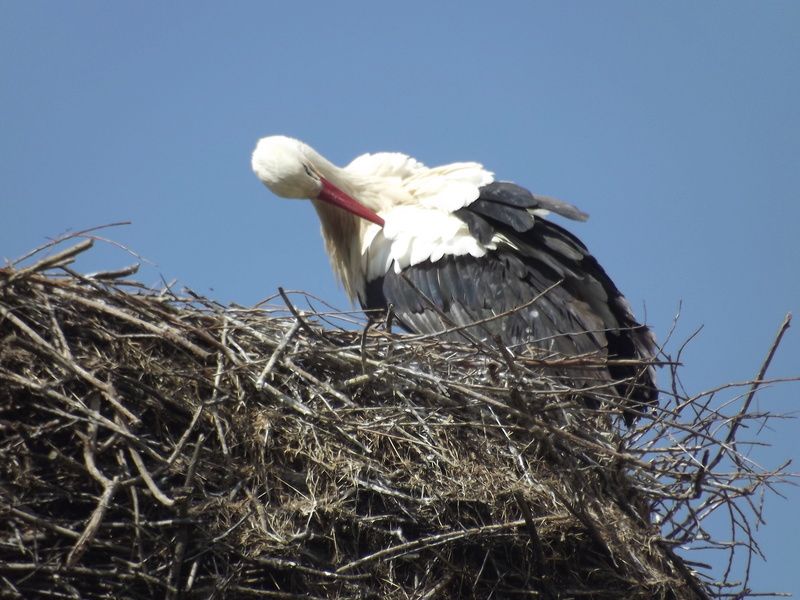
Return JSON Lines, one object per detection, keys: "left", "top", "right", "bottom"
{"left": 0, "top": 237, "right": 792, "bottom": 599}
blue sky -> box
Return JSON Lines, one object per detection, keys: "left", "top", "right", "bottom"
{"left": 2, "top": 2, "right": 798, "bottom": 594}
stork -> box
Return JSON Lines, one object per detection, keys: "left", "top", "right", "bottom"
{"left": 252, "top": 135, "right": 657, "bottom": 422}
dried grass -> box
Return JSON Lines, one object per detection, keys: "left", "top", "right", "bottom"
{"left": 0, "top": 236, "right": 794, "bottom": 599}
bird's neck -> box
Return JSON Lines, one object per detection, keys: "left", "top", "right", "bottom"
{"left": 311, "top": 199, "right": 365, "bottom": 303}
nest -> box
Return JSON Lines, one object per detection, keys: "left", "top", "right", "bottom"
{"left": 0, "top": 236, "right": 792, "bottom": 599}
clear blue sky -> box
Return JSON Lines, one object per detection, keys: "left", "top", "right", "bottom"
{"left": 2, "top": 2, "right": 798, "bottom": 594}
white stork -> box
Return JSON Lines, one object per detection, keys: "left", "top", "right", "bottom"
{"left": 252, "top": 135, "right": 657, "bottom": 422}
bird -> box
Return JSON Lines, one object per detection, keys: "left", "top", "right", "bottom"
{"left": 252, "top": 135, "right": 658, "bottom": 422}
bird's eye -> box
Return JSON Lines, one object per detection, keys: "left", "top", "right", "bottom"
{"left": 303, "top": 164, "right": 315, "bottom": 178}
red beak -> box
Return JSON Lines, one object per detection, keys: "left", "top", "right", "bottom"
{"left": 318, "top": 178, "right": 385, "bottom": 227}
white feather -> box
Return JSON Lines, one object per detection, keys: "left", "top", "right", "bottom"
{"left": 344, "top": 152, "right": 495, "bottom": 297}
{"left": 346, "top": 152, "right": 427, "bottom": 180}
{"left": 361, "top": 206, "right": 493, "bottom": 285}
{"left": 345, "top": 153, "right": 493, "bottom": 212}
{"left": 405, "top": 163, "right": 493, "bottom": 212}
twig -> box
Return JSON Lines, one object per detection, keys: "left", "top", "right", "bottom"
{"left": 168, "top": 434, "right": 205, "bottom": 599}
{"left": 86, "top": 263, "right": 140, "bottom": 280}
{"left": 256, "top": 319, "right": 301, "bottom": 388}
{"left": 708, "top": 313, "right": 792, "bottom": 473}
{"left": 4, "top": 239, "right": 94, "bottom": 283}
{"left": 7, "top": 222, "right": 131, "bottom": 267}
{"left": 128, "top": 446, "right": 175, "bottom": 507}
{"left": 278, "top": 286, "right": 333, "bottom": 343}
{"left": 336, "top": 520, "right": 526, "bottom": 573}
{"left": 66, "top": 476, "right": 121, "bottom": 567}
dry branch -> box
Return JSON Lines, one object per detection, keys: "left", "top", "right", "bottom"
{"left": 0, "top": 239, "right": 794, "bottom": 600}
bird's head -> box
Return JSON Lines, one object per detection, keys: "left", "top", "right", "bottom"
{"left": 251, "top": 136, "right": 323, "bottom": 199}
{"left": 252, "top": 135, "right": 385, "bottom": 226}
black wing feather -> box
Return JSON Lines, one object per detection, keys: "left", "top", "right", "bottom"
{"left": 480, "top": 181, "right": 590, "bottom": 222}
{"left": 362, "top": 181, "right": 657, "bottom": 424}
{"left": 462, "top": 199, "right": 535, "bottom": 233}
